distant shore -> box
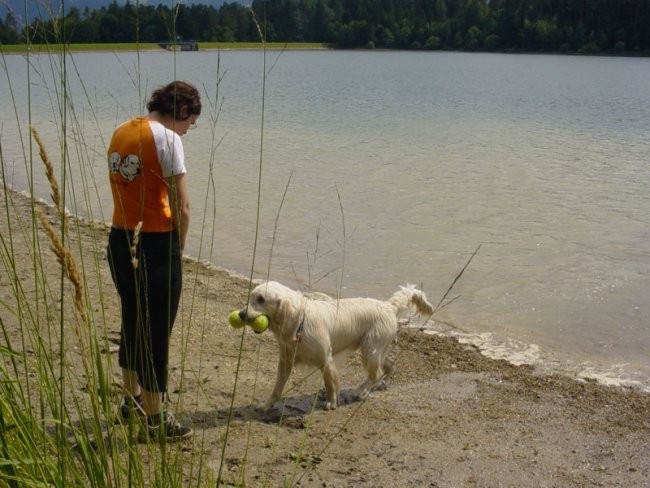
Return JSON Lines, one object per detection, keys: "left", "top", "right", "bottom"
{"left": 3, "top": 42, "right": 649, "bottom": 58}
{"left": 0, "top": 41, "right": 329, "bottom": 54}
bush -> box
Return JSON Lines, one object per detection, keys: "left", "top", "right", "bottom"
{"left": 484, "top": 34, "right": 500, "bottom": 51}
{"left": 424, "top": 35, "right": 441, "bottom": 50}
{"left": 578, "top": 42, "right": 599, "bottom": 54}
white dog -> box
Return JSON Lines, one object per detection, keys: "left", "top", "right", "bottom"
{"left": 239, "top": 281, "right": 434, "bottom": 410}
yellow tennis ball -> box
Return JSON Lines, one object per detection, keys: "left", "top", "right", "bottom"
{"left": 250, "top": 315, "right": 269, "bottom": 334}
{"left": 228, "top": 310, "right": 245, "bottom": 328}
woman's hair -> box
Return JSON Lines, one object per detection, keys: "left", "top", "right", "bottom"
{"left": 146, "top": 81, "right": 201, "bottom": 120}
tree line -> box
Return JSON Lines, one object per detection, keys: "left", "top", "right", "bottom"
{"left": 2, "top": 0, "right": 649, "bottom": 55}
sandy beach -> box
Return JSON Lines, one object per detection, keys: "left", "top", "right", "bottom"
{"left": 1, "top": 185, "right": 649, "bottom": 487}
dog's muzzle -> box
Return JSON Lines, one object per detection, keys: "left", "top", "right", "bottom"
{"left": 239, "top": 309, "right": 261, "bottom": 322}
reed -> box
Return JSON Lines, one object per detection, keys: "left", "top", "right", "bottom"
{"left": 0, "top": 6, "right": 367, "bottom": 488}
{"left": 2, "top": 6, "right": 196, "bottom": 486}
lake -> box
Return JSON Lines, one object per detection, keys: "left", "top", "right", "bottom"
{"left": 1, "top": 49, "right": 649, "bottom": 391}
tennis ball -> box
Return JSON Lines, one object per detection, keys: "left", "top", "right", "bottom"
{"left": 250, "top": 315, "right": 269, "bottom": 334}
{"left": 228, "top": 310, "right": 245, "bottom": 328}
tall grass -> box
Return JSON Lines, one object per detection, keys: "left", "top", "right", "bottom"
{"left": 0, "top": 4, "right": 334, "bottom": 487}
{"left": 0, "top": 5, "right": 443, "bottom": 487}
{"left": 1, "top": 4, "right": 224, "bottom": 486}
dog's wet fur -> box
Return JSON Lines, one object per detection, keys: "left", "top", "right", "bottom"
{"left": 239, "top": 281, "right": 434, "bottom": 410}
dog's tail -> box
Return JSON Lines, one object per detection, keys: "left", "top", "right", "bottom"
{"left": 382, "top": 285, "right": 434, "bottom": 376}
{"left": 387, "top": 284, "right": 434, "bottom": 320}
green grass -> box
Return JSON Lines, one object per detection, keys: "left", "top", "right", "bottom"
{"left": 0, "top": 25, "right": 334, "bottom": 485}
{"left": 0, "top": 42, "right": 329, "bottom": 54}
{"left": 201, "top": 42, "right": 328, "bottom": 50}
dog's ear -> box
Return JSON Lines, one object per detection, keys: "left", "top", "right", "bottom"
{"left": 273, "top": 298, "right": 297, "bottom": 329}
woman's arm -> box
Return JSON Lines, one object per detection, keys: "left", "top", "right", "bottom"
{"left": 166, "top": 173, "right": 190, "bottom": 252}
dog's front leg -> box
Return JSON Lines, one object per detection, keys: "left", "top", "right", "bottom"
{"left": 262, "top": 349, "right": 292, "bottom": 410}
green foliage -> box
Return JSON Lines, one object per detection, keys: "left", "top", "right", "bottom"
{"left": 4, "top": 0, "right": 650, "bottom": 54}
{"left": 1, "top": 12, "right": 21, "bottom": 43}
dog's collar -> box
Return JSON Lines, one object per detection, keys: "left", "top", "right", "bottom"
{"left": 294, "top": 315, "right": 305, "bottom": 343}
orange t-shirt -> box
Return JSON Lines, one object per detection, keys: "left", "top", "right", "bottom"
{"left": 108, "top": 118, "right": 173, "bottom": 232}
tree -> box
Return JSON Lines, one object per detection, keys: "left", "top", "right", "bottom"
{"left": 0, "top": 12, "right": 20, "bottom": 43}
{"left": 309, "top": 0, "right": 336, "bottom": 42}
{"left": 2, "top": 0, "right": 648, "bottom": 54}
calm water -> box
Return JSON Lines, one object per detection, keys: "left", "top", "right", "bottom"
{"left": 1, "top": 50, "right": 649, "bottom": 390}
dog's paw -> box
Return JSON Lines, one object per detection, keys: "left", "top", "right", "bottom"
{"left": 254, "top": 402, "right": 272, "bottom": 413}
{"left": 356, "top": 390, "right": 370, "bottom": 401}
{"left": 323, "top": 401, "right": 337, "bottom": 411}
{"left": 372, "top": 377, "right": 389, "bottom": 392}
{"left": 258, "top": 397, "right": 281, "bottom": 412}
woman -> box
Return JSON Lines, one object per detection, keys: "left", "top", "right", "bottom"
{"left": 107, "top": 81, "right": 200, "bottom": 442}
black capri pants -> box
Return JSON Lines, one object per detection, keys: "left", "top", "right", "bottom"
{"left": 107, "top": 227, "right": 182, "bottom": 393}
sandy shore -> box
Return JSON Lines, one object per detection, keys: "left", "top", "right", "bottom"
{"left": 1, "top": 185, "right": 649, "bottom": 487}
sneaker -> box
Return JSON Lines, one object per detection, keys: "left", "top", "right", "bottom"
{"left": 118, "top": 394, "right": 145, "bottom": 423}
{"left": 138, "top": 411, "right": 193, "bottom": 443}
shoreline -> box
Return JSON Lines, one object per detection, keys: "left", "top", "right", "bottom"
{"left": 2, "top": 182, "right": 649, "bottom": 486}
{"left": 0, "top": 42, "right": 330, "bottom": 55}
{"left": 9, "top": 183, "right": 650, "bottom": 395}
{"left": 2, "top": 42, "right": 648, "bottom": 58}
{"left": 180, "top": 256, "right": 650, "bottom": 396}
